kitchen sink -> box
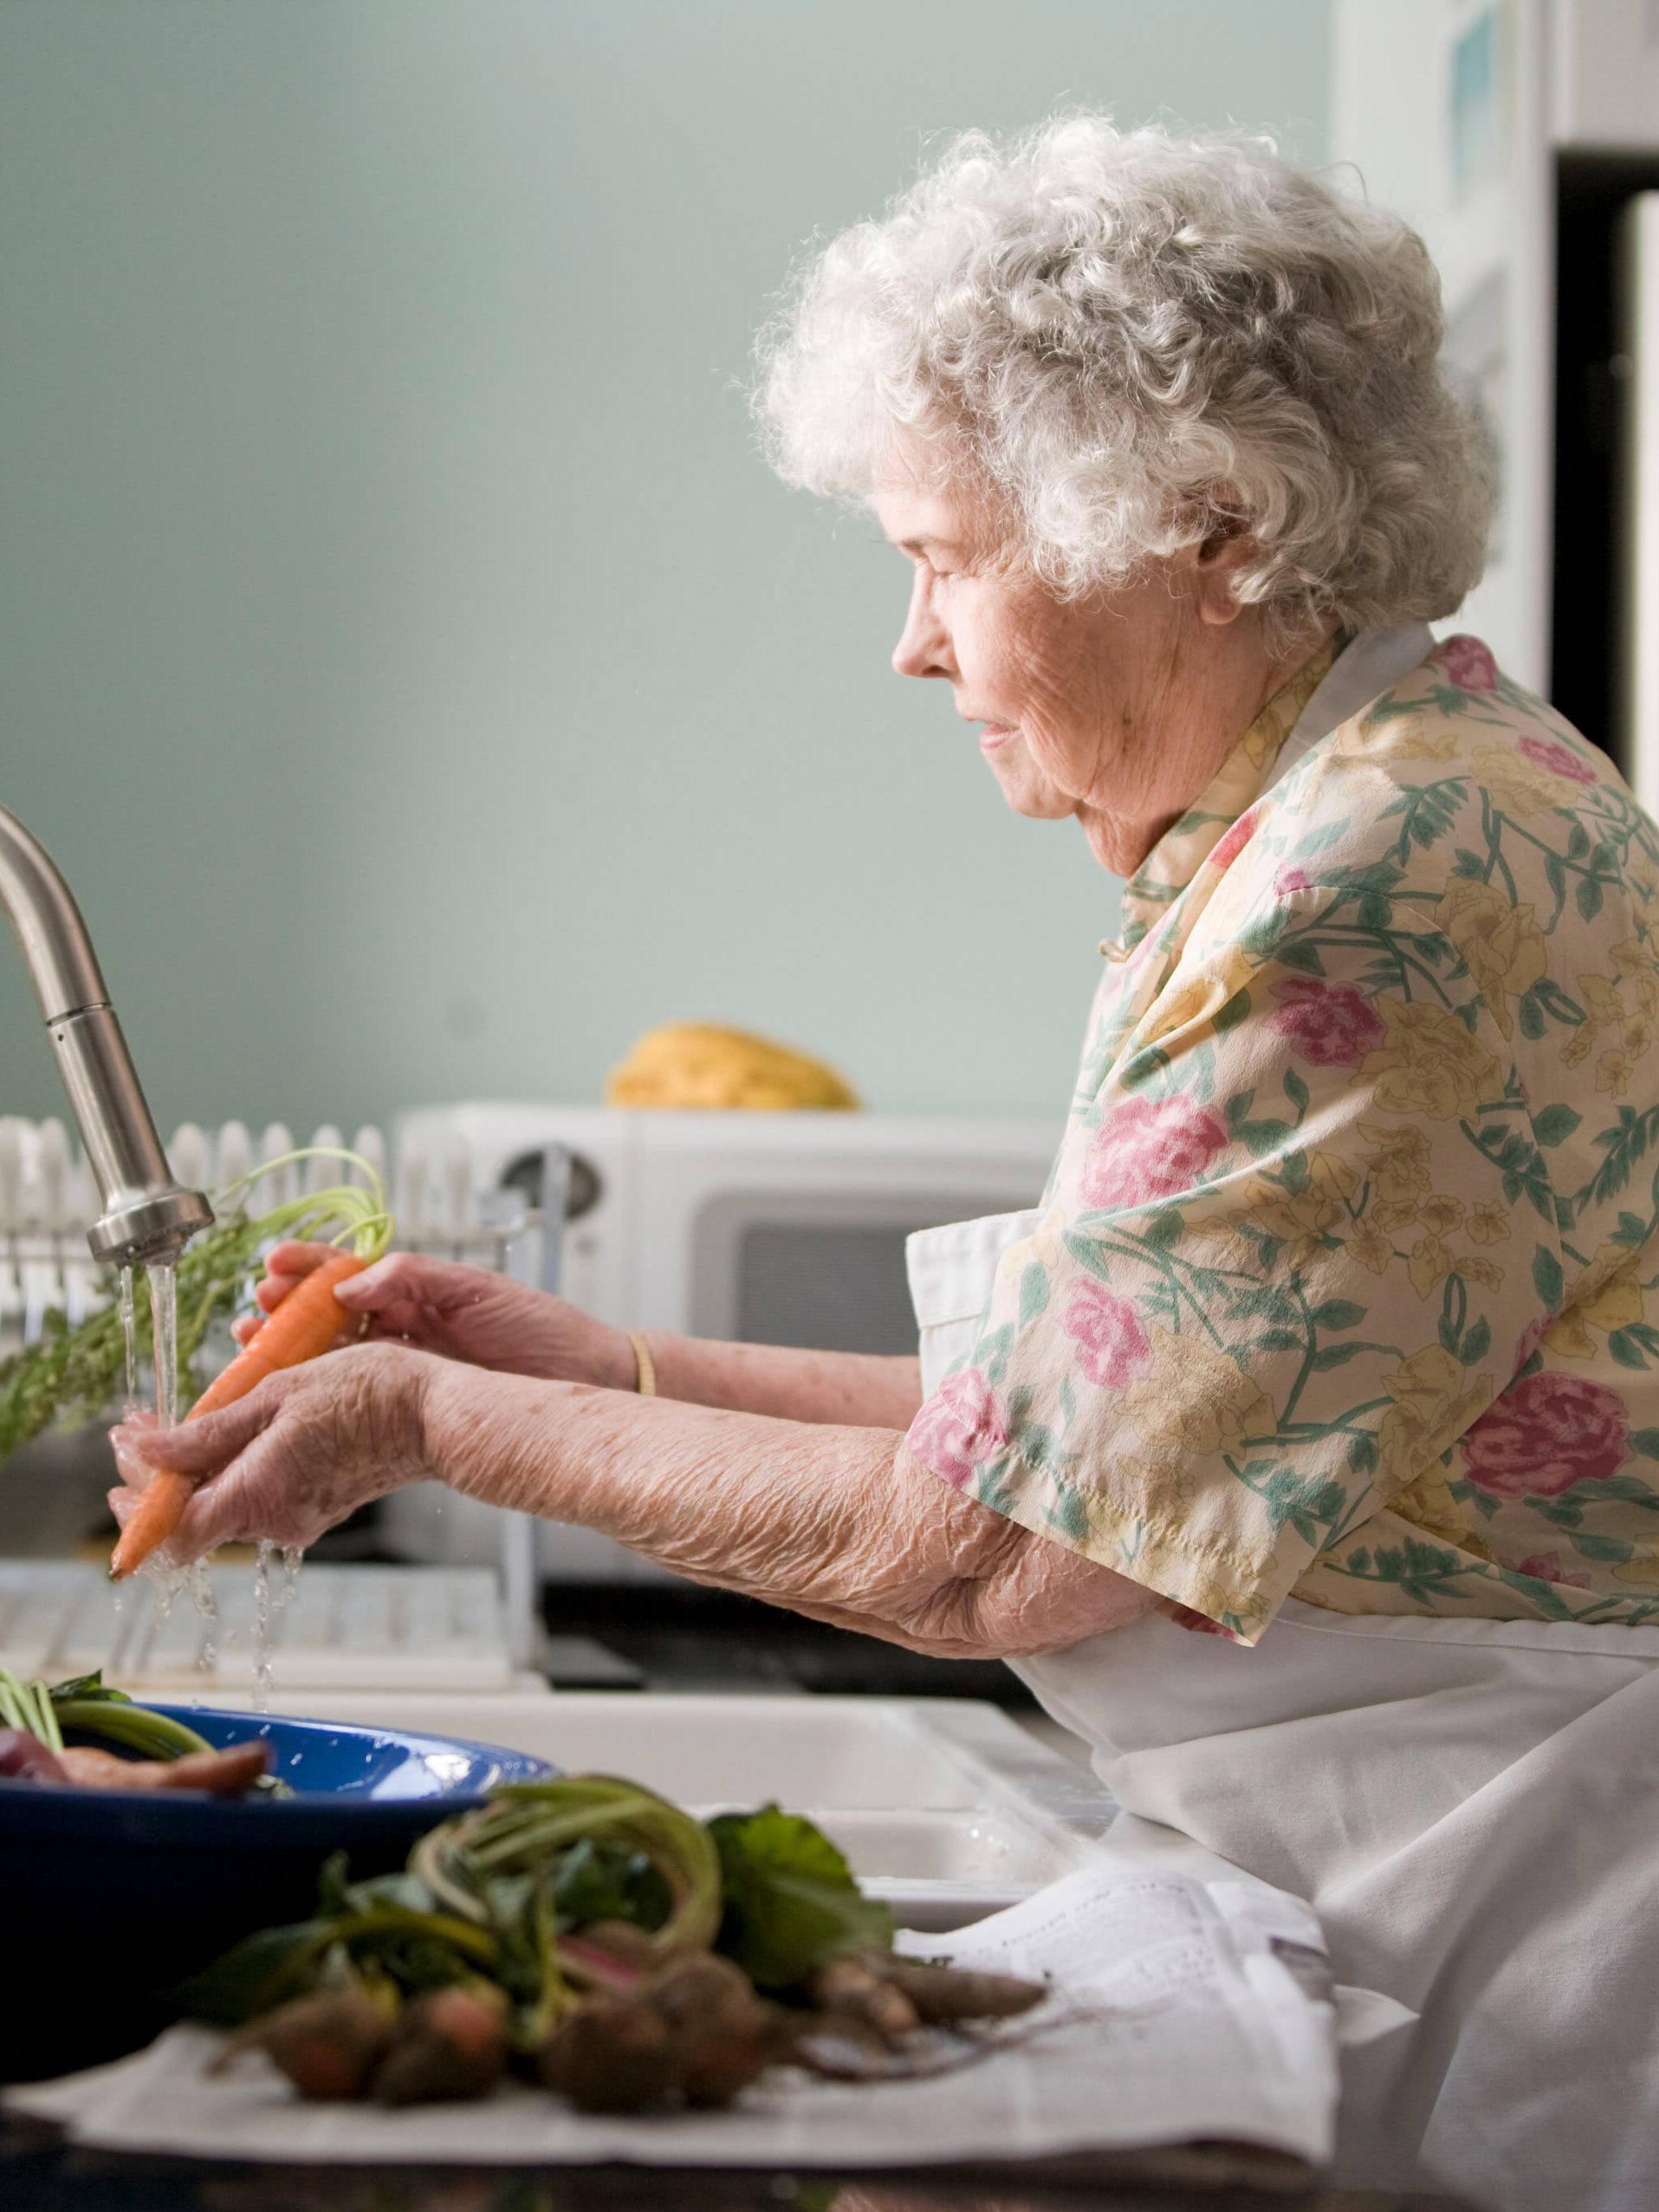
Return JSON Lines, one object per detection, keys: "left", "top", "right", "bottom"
{"left": 176, "top": 1688, "right": 1120, "bottom": 1920}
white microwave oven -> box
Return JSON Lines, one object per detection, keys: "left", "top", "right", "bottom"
{"left": 382, "top": 1105, "right": 1060, "bottom": 1582}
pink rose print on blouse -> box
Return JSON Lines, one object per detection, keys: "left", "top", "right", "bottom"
{"left": 1082, "top": 1095, "right": 1230, "bottom": 1211}
{"left": 1440, "top": 635, "right": 1498, "bottom": 692}
{"left": 1269, "top": 976, "right": 1387, "bottom": 1066}
{"left": 1062, "top": 1279, "right": 1152, "bottom": 1390}
{"left": 1512, "top": 1551, "right": 1593, "bottom": 1591}
{"left": 1274, "top": 864, "right": 1312, "bottom": 899}
{"left": 1517, "top": 733, "right": 1596, "bottom": 785}
{"left": 1208, "top": 805, "right": 1258, "bottom": 873}
{"left": 1460, "top": 1373, "right": 1631, "bottom": 1497}
{"left": 906, "top": 1368, "right": 1010, "bottom": 1491}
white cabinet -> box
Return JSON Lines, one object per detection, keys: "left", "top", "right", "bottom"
{"left": 1332, "top": 2, "right": 1659, "bottom": 797}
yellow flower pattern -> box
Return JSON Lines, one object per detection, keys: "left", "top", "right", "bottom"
{"left": 904, "top": 636, "right": 1659, "bottom": 1640}
{"left": 1360, "top": 997, "right": 1504, "bottom": 1119}
{"left": 1433, "top": 879, "right": 1547, "bottom": 1038}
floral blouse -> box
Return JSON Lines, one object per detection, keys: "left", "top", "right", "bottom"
{"left": 905, "top": 633, "right": 1659, "bottom": 1642}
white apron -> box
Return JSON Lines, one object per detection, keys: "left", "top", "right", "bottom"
{"left": 908, "top": 1210, "right": 1659, "bottom": 2212}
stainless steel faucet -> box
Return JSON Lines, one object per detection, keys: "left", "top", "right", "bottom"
{"left": 0, "top": 804, "right": 212, "bottom": 1267}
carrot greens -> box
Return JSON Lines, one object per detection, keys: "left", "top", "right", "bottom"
{"left": 0, "top": 1149, "right": 392, "bottom": 1464}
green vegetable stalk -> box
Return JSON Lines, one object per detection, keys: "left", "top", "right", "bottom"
{"left": 0, "top": 1668, "right": 63, "bottom": 1751}
{"left": 0, "top": 1668, "right": 215, "bottom": 1762}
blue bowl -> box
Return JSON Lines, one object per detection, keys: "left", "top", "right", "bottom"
{"left": 0, "top": 1703, "right": 557, "bottom": 2082}
{"left": 156, "top": 1701, "right": 555, "bottom": 1800}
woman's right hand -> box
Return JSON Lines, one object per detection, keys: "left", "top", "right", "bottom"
{"left": 232, "top": 1245, "right": 638, "bottom": 1390}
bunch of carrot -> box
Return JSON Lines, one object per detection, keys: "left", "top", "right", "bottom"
{"left": 109, "top": 1150, "right": 393, "bottom": 1580}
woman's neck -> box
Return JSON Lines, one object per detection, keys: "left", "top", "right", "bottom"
{"left": 1079, "top": 617, "right": 1339, "bottom": 878}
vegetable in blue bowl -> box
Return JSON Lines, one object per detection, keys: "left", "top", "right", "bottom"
{"left": 0, "top": 1692, "right": 554, "bottom": 2082}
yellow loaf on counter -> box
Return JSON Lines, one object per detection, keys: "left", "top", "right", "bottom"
{"left": 604, "top": 1023, "right": 859, "bottom": 1110}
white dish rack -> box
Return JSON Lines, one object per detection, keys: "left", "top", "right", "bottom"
{"left": 0, "top": 1115, "right": 538, "bottom": 1356}
{"left": 0, "top": 1559, "right": 518, "bottom": 1694}
{"left": 0, "top": 1115, "right": 557, "bottom": 1684}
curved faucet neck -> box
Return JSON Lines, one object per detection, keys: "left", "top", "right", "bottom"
{"left": 0, "top": 804, "right": 110, "bottom": 1023}
{"left": 0, "top": 803, "right": 213, "bottom": 1267}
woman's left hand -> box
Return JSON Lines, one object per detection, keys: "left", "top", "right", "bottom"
{"left": 108, "top": 1342, "right": 442, "bottom": 1562}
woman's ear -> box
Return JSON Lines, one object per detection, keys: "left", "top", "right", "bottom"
{"left": 1191, "top": 510, "right": 1257, "bottom": 628}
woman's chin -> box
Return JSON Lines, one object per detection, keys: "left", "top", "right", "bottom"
{"left": 996, "top": 775, "right": 1077, "bottom": 823}
{"left": 984, "top": 746, "right": 1074, "bottom": 822}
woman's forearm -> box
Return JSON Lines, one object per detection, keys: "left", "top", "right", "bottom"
{"left": 637, "top": 1334, "right": 923, "bottom": 1427}
{"left": 424, "top": 1364, "right": 1150, "bottom": 1657}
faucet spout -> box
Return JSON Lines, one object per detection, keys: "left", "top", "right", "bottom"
{"left": 0, "top": 804, "right": 212, "bottom": 1268}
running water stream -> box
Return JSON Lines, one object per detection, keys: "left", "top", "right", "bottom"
{"left": 117, "top": 1266, "right": 139, "bottom": 1415}
{"left": 130, "top": 1258, "right": 295, "bottom": 1699}
{"left": 249, "top": 1539, "right": 304, "bottom": 1712}
{"left": 145, "top": 1262, "right": 220, "bottom": 1665}
{"left": 146, "top": 1261, "right": 178, "bottom": 1435}
{"left": 133, "top": 1261, "right": 194, "bottom": 1640}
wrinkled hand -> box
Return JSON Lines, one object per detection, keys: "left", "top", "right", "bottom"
{"left": 232, "top": 1245, "right": 633, "bottom": 1387}
{"left": 109, "top": 1341, "right": 442, "bottom": 1561}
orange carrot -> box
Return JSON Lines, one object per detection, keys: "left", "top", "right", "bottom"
{"left": 110, "top": 1249, "right": 368, "bottom": 1580}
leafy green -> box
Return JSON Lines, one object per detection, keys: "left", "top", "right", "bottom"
{"left": 552, "top": 1837, "right": 671, "bottom": 1933}
{"left": 0, "top": 1210, "right": 267, "bottom": 1462}
{"left": 180, "top": 1852, "right": 499, "bottom": 2026}
{"left": 182, "top": 1780, "right": 891, "bottom": 2050}
{"left": 0, "top": 1154, "right": 397, "bottom": 1465}
{"left": 45, "top": 1671, "right": 126, "bottom": 1706}
{"left": 179, "top": 1920, "right": 339, "bottom": 2026}
{"left": 183, "top": 1779, "right": 724, "bottom": 2048}
{"left": 707, "top": 1804, "right": 893, "bottom": 1992}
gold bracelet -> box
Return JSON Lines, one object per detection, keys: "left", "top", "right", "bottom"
{"left": 627, "top": 1330, "right": 657, "bottom": 1398}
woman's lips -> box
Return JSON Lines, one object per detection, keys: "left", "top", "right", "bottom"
{"left": 979, "top": 725, "right": 1016, "bottom": 753}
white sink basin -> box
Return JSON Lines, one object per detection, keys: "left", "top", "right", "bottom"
{"left": 787, "top": 1807, "right": 1070, "bottom": 1883}
{"left": 320, "top": 1692, "right": 1031, "bottom": 1808}
{"left": 180, "top": 1689, "right": 1118, "bottom": 1916}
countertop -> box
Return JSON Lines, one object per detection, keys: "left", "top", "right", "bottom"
{"left": 0, "top": 1583, "right": 1469, "bottom": 2206}
{"left": 0, "top": 2125, "right": 1478, "bottom": 2211}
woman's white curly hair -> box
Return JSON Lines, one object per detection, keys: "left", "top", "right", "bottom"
{"left": 753, "top": 115, "right": 1493, "bottom": 645}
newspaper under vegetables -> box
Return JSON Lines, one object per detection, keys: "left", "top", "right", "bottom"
{"left": 11, "top": 1855, "right": 1363, "bottom": 2175}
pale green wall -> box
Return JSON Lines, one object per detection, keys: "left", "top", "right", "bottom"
{"left": 0, "top": 0, "right": 1328, "bottom": 1134}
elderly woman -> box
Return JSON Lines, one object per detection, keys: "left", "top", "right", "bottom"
{"left": 118, "top": 121, "right": 1659, "bottom": 2206}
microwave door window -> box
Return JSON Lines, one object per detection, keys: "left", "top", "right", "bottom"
{"left": 736, "top": 1223, "right": 923, "bottom": 1354}
{"left": 694, "top": 1192, "right": 1041, "bottom": 1355}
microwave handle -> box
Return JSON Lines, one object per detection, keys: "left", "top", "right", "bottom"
{"left": 489, "top": 1142, "right": 573, "bottom": 1673}
{"left": 538, "top": 1143, "right": 571, "bottom": 1296}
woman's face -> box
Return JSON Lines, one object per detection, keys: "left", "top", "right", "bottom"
{"left": 872, "top": 474, "right": 1283, "bottom": 876}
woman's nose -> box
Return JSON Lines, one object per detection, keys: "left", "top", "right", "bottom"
{"left": 892, "top": 571, "right": 953, "bottom": 680}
